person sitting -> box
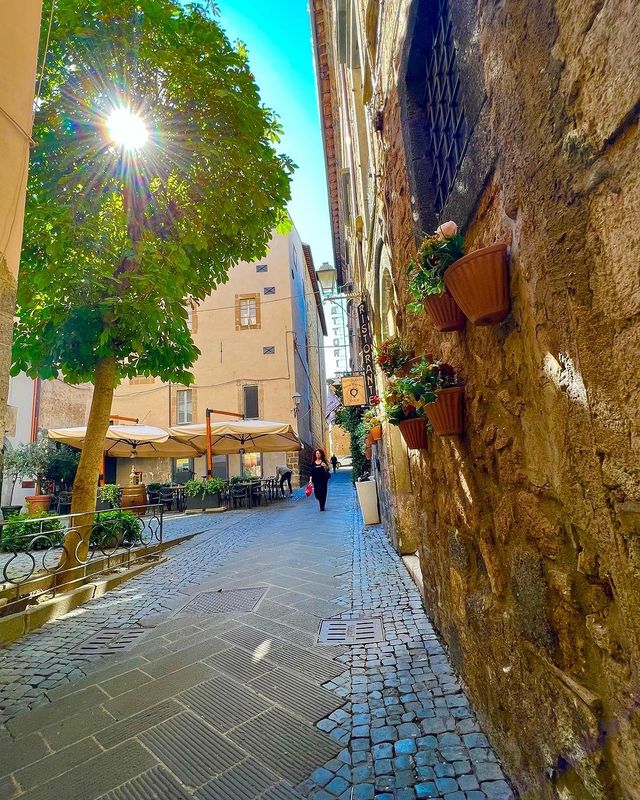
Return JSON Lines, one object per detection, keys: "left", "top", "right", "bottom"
{"left": 275, "top": 463, "right": 293, "bottom": 496}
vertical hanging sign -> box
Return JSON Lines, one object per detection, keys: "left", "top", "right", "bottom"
{"left": 357, "top": 301, "right": 377, "bottom": 404}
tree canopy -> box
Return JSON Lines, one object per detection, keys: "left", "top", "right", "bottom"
{"left": 12, "top": 0, "right": 294, "bottom": 386}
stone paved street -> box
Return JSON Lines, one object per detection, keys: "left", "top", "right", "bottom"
{"left": 0, "top": 472, "right": 514, "bottom": 799}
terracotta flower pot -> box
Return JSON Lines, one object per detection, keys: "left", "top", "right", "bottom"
{"left": 370, "top": 424, "right": 383, "bottom": 441}
{"left": 444, "top": 243, "right": 509, "bottom": 325}
{"left": 395, "top": 357, "right": 421, "bottom": 378}
{"left": 25, "top": 495, "right": 51, "bottom": 515}
{"left": 365, "top": 445, "right": 372, "bottom": 460}
{"left": 423, "top": 290, "right": 466, "bottom": 332}
{"left": 398, "top": 418, "right": 429, "bottom": 450}
{"left": 424, "top": 386, "right": 465, "bottom": 435}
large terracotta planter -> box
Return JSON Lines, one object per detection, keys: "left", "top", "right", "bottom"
{"left": 25, "top": 495, "right": 51, "bottom": 515}
{"left": 398, "top": 418, "right": 429, "bottom": 450}
{"left": 424, "top": 386, "right": 465, "bottom": 435}
{"left": 423, "top": 290, "right": 466, "bottom": 332}
{"left": 370, "top": 424, "right": 383, "bottom": 441}
{"left": 444, "top": 243, "right": 509, "bottom": 325}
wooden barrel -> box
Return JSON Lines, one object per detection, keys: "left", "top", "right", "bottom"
{"left": 119, "top": 485, "right": 147, "bottom": 514}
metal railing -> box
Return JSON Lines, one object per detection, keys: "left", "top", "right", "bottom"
{"left": 0, "top": 505, "right": 163, "bottom": 617}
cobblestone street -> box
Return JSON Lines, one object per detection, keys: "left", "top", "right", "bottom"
{"left": 0, "top": 472, "right": 514, "bottom": 799}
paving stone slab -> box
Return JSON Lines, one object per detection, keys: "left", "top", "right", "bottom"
{"left": 40, "top": 705, "right": 116, "bottom": 751}
{"left": 141, "top": 636, "right": 231, "bottom": 679}
{"left": 195, "top": 758, "right": 279, "bottom": 800}
{"left": 258, "top": 783, "right": 307, "bottom": 800}
{"left": 16, "top": 739, "right": 157, "bottom": 800}
{"left": 204, "top": 645, "right": 278, "bottom": 683}
{"left": 263, "top": 643, "right": 344, "bottom": 683}
{"left": 104, "top": 662, "right": 216, "bottom": 720}
{"left": 219, "top": 625, "right": 289, "bottom": 654}
{"left": 7, "top": 685, "right": 110, "bottom": 738}
{"left": 249, "top": 669, "right": 343, "bottom": 723}
{"left": 0, "top": 732, "right": 49, "bottom": 777}
{"left": 228, "top": 707, "right": 341, "bottom": 784}
{"left": 141, "top": 711, "right": 246, "bottom": 788}
{"left": 96, "top": 699, "right": 182, "bottom": 749}
{"left": 97, "top": 765, "right": 191, "bottom": 800}
{"left": 180, "top": 675, "right": 272, "bottom": 731}
{"left": 14, "top": 736, "right": 102, "bottom": 791}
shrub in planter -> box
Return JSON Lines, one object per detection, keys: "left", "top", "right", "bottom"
{"left": 97, "top": 484, "right": 121, "bottom": 510}
{"left": 1, "top": 513, "right": 64, "bottom": 552}
{"left": 407, "top": 222, "right": 466, "bottom": 332}
{"left": 375, "top": 336, "right": 415, "bottom": 377}
{"left": 185, "top": 478, "right": 225, "bottom": 509}
{"left": 92, "top": 510, "right": 143, "bottom": 549}
{"left": 401, "top": 357, "right": 465, "bottom": 436}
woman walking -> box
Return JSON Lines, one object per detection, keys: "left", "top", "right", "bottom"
{"left": 308, "top": 448, "right": 331, "bottom": 511}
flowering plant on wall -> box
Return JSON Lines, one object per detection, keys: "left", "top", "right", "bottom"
{"left": 375, "top": 336, "right": 414, "bottom": 377}
{"left": 400, "top": 356, "right": 465, "bottom": 436}
{"left": 407, "top": 221, "right": 465, "bottom": 311}
{"left": 382, "top": 380, "right": 424, "bottom": 425}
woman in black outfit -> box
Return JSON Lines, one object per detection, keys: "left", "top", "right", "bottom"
{"left": 308, "top": 448, "right": 330, "bottom": 511}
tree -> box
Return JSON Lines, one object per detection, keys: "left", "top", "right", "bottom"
{"left": 12, "top": 0, "right": 293, "bottom": 564}
{"left": 2, "top": 440, "right": 52, "bottom": 500}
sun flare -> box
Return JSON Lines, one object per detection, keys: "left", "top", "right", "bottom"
{"left": 106, "top": 107, "right": 149, "bottom": 151}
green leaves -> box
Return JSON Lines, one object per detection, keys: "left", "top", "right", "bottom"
{"left": 14, "top": 0, "right": 292, "bottom": 386}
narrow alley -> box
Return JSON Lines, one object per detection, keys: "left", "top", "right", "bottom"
{"left": 0, "top": 472, "right": 512, "bottom": 800}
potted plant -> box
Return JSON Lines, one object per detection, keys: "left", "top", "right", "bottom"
{"left": 363, "top": 408, "right": 383, "bottom": 442}
{"left": 92, "top": 510, "right": 143, "bottom": 549}
{"left": 401, "top": 357, "right": 465, "bottom": 436}
{"left": 375, "top": 336, "right": 416, "bottom": 377}
{"left": 1, "top": 448, "right": 26, "bottom": 519}
{"left": 97, "top": 484, "right": 120, "bottom": 511}
{"left": 44, "top": 444, "right": 80, "bottom": 496}
{"left": 3, "top": 440, "right": 54, "bottom": 515}
{"left": 383, "top": 381, "right": 430, "bottom": 450}
{"left": 408, "top": 222, "right": 466, "bottom": 331}
{"left": 444, "top": 239, "right": 510, "bottom": 325}
{"left": 185, "top": 477, "right": 225, "bottom": 510}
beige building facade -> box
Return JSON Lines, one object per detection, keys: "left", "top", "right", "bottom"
{"left": 111, "top": 229, "right": 327, "bottom": 486}
{"left": 312, "top": 0, "right": 640, "bottom": 798}
{"left": 0, "top": 2, "right": 43, "bottom": 459}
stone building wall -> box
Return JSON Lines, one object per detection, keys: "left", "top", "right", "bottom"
{"left": 314, "top": 0, "right": 640, "bottom": 797}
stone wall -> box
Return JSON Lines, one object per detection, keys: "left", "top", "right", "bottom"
{"left": 367, "top": 0, "right": 640, "bottom": 797}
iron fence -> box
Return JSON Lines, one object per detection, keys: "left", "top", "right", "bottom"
{"left": 0, "top": 505, "right": 163, "bottom": 617}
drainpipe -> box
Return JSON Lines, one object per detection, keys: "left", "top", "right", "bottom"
{"left": 29, "top": 377, "right": 41, "bottom": 442}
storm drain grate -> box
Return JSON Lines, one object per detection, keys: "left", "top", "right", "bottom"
{"left": 72, "top": 627, "right": 147, "bottom": 655}
{"left": 177, "top": 587, "right": 267, "bottom": 615}
{"left": 317, "top": 618, "right": 384, "bottom": 645}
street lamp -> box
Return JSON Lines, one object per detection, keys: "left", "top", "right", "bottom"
{"left": 292, "top": 392, "right": 302, "bottom": 417}
{"left": 316, "top": 262, "right": 337, "bottom": 296}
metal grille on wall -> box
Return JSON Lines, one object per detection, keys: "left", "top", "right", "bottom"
{"left": 424, "top": 0, "right": 467, "bottom": 214}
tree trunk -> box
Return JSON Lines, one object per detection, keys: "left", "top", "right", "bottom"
{"left": 59, "top": 357, "right": 117, "bottom": 582}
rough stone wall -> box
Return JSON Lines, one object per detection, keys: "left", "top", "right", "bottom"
{"left": 368, "top": 0, "right": 640, "bottom": 798}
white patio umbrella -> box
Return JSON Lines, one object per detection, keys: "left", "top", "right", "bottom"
{"left": 169, "top": 420, "right": 302, "bottom": 455}
{"left": 48, "top": 425, "right": 203, "bottom": 458}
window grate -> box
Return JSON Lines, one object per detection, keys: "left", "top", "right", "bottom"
{"left": 423, "top": 0, "right": 467, "bottom": 214}
{"left": 256, "top": 264, "right": 268, "bottom": 272}
{"left": 264, "top": 286, "right": 276, "bottom": 295}
{"left": 263, "top": 346, "right": 275, "bottom": 355}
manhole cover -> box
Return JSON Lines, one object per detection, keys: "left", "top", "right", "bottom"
{"left": 73, "top": 627, "right": 147, "bottom": 655}
{"left": 317, "top": 618, "right": 384, "bottom": 645}
{"left": 177, "top": 587, "right": 267, "bottom": 615}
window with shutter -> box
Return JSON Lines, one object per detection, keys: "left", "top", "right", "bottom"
{"left": 243, "top": 385, "right": 259, "bottom": 419}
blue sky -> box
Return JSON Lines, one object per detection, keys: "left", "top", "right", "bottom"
{"left": 214, "top": 0, "right": 333, "bottom": 267}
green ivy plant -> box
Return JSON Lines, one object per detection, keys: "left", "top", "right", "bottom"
{"left": 333, "top": 384, "right": 371, "bottom": 483}
{"left": 407, "top": 222, "right": 465, "bottom": 311}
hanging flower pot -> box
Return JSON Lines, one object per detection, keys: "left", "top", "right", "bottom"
{"left": 424, "top": 386, "right": 465, "bottom": 435}
{"left": 423, "top": 290, "right": 466, "bottom": 332}
{"left": 398, "top": 418, "right": 429, "bottom": 450}
{"left": 370, "top": 424, "right": 383, "bottom": 441}
{"left": 444, "top": 243, "right": 509, "bottom": 325}
{"left": 365, "top": 444, "right": 372, "bottom": 460}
